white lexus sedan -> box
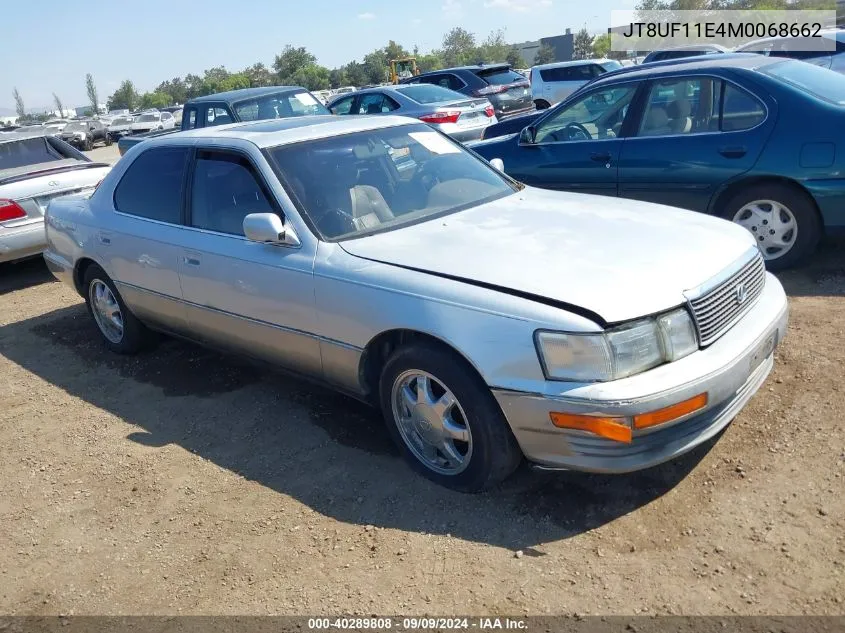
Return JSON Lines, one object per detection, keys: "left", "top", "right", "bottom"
{"left": 43, "top": 116, "right": 788, "bottom": 492}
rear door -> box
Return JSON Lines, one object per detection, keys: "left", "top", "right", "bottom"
{"left": 501, "top": 81, "right": 640, "bottom": 196}
{"left": 618, "top": 75, "right": 774, "bottom": 212}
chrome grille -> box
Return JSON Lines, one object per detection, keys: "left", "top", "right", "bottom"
{"left": 689, "top": 253, "right": 766, "bottom": 346}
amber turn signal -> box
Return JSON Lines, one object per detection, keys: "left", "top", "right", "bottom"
{"left": 633, "top": 393, "right": 708, "bottom": 430}
{"left": 549, "top": 412, "right": 632, "bottom": 444}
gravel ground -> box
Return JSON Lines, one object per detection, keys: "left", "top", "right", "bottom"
{"left": 0, "top": 240, "right": 843, "bottom": 616}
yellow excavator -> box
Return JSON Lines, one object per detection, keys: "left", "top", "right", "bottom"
{"left": 389, "top": 58, "right": 420, "bottom": 84}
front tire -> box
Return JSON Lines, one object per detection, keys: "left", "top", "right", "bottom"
{"left": 104, "top": 134, "right": 112, "bottom": 146}
{"left": 379, "top": 342, "right": 522, "bottom": 492}
{"left": 83, "top": 137, "right": 93, "bottom": 151}
{"left": 83, "top": 264, "right": 153, "bottom": 354}
{"left": 534, "top": 99, "right": 551, "bottom": 110}
{"left": 719, "top": 182, "right": 821, "bottom": 271}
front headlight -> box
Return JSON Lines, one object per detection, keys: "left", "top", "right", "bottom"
{"left": 536, "top": 308, "right": 698, "bottom": 382}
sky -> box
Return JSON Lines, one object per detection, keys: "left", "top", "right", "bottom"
{"left": 1, "top": 0, "right": 635, "bottom": 113}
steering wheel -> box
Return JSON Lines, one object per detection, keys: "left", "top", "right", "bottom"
{"left": 564, "top": 122, "right": 592, "bottom": 141}
{"left": 314, "top": 207, "right": 356, "bottom": 237}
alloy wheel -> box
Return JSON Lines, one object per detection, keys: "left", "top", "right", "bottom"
{"left": 390, "top": 370, "right": 473, "bottom": 475}
{"left": 89, "top": 280, "right": 124, "bottom": 344}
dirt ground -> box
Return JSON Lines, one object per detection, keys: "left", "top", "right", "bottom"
{"left": 0, "top": 239, "right": 843, "bottom": 617}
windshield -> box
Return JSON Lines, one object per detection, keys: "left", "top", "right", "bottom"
{"left": 396, "top": 84, "right": 463, "bottom": 104}
{"left": 267, "top": 123, "right": 516, "bottom": 241}
{"left": 234, "top": 90, "right": 330, "bottom": 121}
{"left": 760, "top": 59, "right": 845, "bottom": 105}
{"left": 601, "top": 60, "right": 623, "bottom": 71}
{"left": 138, "top": 114, "right": 159, "bottom": 122}
{"left": 64, "top": 122, "right": 88, "bottom": 132}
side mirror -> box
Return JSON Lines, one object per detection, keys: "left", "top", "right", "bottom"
{"left": 243, "top": 213, "right": 300, "bottom": 247}
{"left": 518, "top": 126, "right": 537, "bottom": 146}
{"left": 489, "top": 158, "right": 505, "bottom": 172}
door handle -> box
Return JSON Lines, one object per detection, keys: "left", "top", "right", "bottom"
{"left": 718, "top": 146, "right": 747, "bottom": 158}
{"left": 183, "top": 256, "right": 201, "bottom": 266}
{"left": 590, "top": 152, "right": 612, "bottom": 162}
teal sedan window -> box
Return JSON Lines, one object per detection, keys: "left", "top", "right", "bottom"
{"left": 639, "top": 78, "right": 720, "bottom": 136}
{"left": 534, "top": 84, "right": 637, "bottom": 143}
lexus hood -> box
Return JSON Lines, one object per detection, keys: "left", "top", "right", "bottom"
{"left": 339, "top": 187, "right": 758, "bottom": 324}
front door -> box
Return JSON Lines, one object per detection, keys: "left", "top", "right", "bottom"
{"left": 502, "top": 82, "right": 640, "bottom": 197}
{"left": 176, "top": 147, "right": 322, "bottom": 377}
{"left": 618, "top": 75, "right": 774, "bottom": 212}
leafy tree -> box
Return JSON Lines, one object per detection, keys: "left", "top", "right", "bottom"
{"left": 479, "top": 29, "right": 510, "bottom": 64}
{"left": 442, "top": 27, "right": 477, "bottom": 66}
{"left": 329, "top": 67, "right": 347, "bottom": 89}
{"left": 13, "top": 88, "right": 25, "bottom": 118}
{"left": 52, "top": 93, "right": 64, "bottom": 116}
{"left": 242, "top": 63, "right": 274, "bottom": 88}
{"left": 592, "top": 33, "right": 611, "bottom": 58}
{"left": 573, "top": 28, "right": 593, "bottom": 60}
{"left": 535, "top": 43, "right": 556, "bottom": 65}
{"left": 343, "top": 61, "right": 368, "bottom": 87}
{"left": 362, "top": 50, "right": 387, "bottom": 85}
{"left": 273, "top": 46, "right": 317, "bottom": 83}
{"left": 156, "top": 78, "right": 188, "bottom": 104}
{"left": 138, "top": 91, "right": 171, "bottom": 109}
{"left": 291, "top": 65, "right": 331, "bottom": 90}
{"left": 184, "top": 74, "right": 206, "bottom": 99}
{"left": 85, "top": 73, "right": 99, "bottom": 114}
{"left": 106, "top": 80, "right": 139, "bottom": 111}
{"left": 383, "top": 40, "right": 409, "bottom": 62}
{"left": 416, "top": 52, "right": 444, "bottom": 73}
{"left": 506, "top": 46, "right": 526, "bottom": 68}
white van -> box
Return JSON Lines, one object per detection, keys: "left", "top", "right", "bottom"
{"left": 530, "top": 59, "right": 623, "bottom": 108}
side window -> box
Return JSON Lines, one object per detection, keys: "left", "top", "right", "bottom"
{"left": 443, "top": 74, "right": 465, "bottom": 91}
{"left": 330, "top": 96, "right": 355, "bottom": 115}
{"left": 114, "top": 147, "right": 189, "bottom": 223}
{"left": 357, "top": 93, "right": 399, "bottom": 114}
{"left": 184, "top": 108, "right": 197, "bottom": 129}
{"left": 535, "top": 84, "right": 637, "bottom": 143}
{"left": 205, "top": 106, "right": 232, "bottom": 127}
{"left": 639, "top": 77, "right": 719, "bottom": 137}
{"left": 190, "top": 150, "right": 275, "bottom": 236}
{"left": 721, "top": 83, "right": 765, "bottom": 131}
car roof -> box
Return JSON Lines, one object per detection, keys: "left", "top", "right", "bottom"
{"left": 587, "top": 52, "right": 781, "bottom": 86}
{"left": 418, "top": 63, "right": 510, "bottom": 74}
{"left": 185, "top": 86, "right": 305, "bottom": 105}
{"left": 532, "top": 58, "right": 615, "bottom": 71}
{"left": 152, "top": 115, "right": 420, "bottom": 149}
{"left": 648, "top": 44, "right": 729, "bottom": 54}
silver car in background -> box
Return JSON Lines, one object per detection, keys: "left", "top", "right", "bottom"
{"left": 44, "top": 116, "right": 787, "bottom": 492}
{"left": 328, "top": 84, "right": 497, "bottom": 142}
{"left": 1, "top": 132, "right": 110, "bottom": 263}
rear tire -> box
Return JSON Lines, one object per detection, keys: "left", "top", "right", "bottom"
{"left": 379, "top": 342, "right": 522, "bottom": 492}
{"left": 83, "top": 137, "right": 93, "bottom": 151}
{"left": 718, "top": 182, "right": 821, "bottom": 271}
{"left": 83, "top": 264, "right": 154, "bottom": 354}
{"left": 104, "top": 134, "right": 112, "bottom": 146}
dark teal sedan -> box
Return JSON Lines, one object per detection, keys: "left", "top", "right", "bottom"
{"left": 471, "top": 54, "right": 845, "bottom": 269}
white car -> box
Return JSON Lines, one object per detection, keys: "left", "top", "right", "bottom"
{"left": 130, "top": 111, "right": 175, "bottom": 134}
{"left": 530, "top": 59, "right": 623, "bottom": 108}
{"left": 44, "top": 119, "right": 70, "bottom": 132}
{"left": 333, "top": 86, "right": 357, "bottom": 96}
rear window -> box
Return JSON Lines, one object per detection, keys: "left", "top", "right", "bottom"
{"left": 0, "top": 137, "right": 64, "bottom": 170}
{"left": 396, "top": 84, "right": 463, "bottom": 104}
{"left": 138, "top": 114, "right": 158, "bottom": 122}
{"left": 760, "top": 59, "right": 845, "bottom": 105}
{"left": 475, "top": 67, "right": 526, "bottom": 85}
{"left": 234, "top": 91, "right": 330, "bottom": 121}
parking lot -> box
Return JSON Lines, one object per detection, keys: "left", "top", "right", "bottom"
{"left": 0, "top": 238, "right": 843, "bottom": 615}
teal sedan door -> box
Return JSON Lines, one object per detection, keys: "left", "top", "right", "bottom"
{"left": 618, "top": 76, "right": 776, "bottom": 212}
{"left": 500, "top": 83, "right": 640, "bottom": 196}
